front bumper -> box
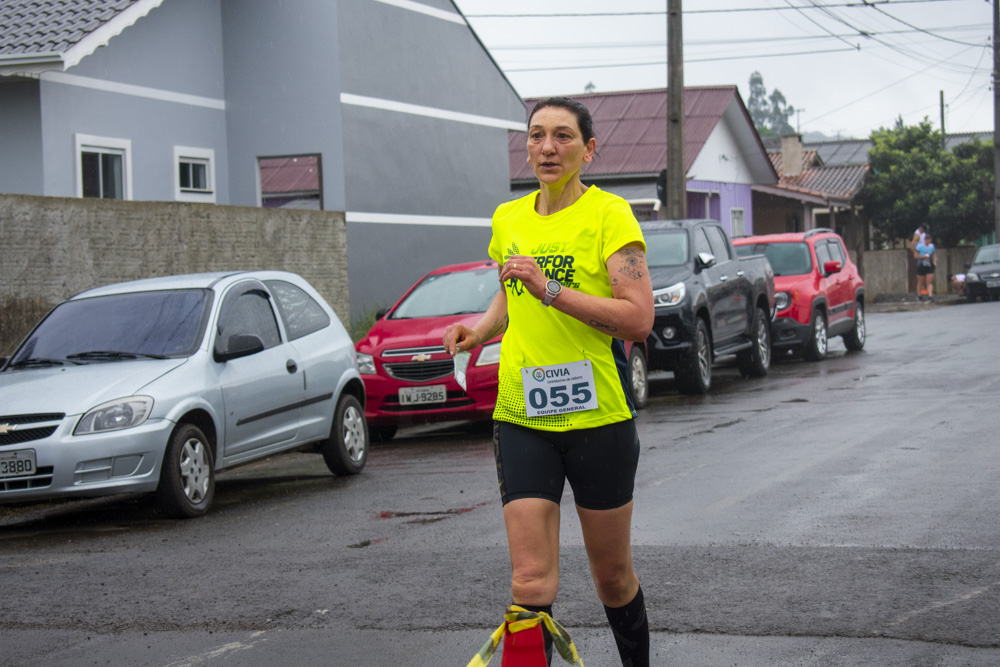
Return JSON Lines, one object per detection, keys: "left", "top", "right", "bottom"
{"left": 770, "top": 314, "right": 812, "bottom": 349}
{"left": 645, "top": 308, "right": 696, "bottom": 371}
{"left": 362, "top": 367, "right": 499, "bottom": 427}
{"left": 966, "top": 278, "right": 1000, "bottom": 300}
{"left": 0, "top": 416, "right": 175, "bottom": 503}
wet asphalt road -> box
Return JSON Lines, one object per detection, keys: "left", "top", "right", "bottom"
{"left": 1, "top": 300, "right": 999, "bottom": 667}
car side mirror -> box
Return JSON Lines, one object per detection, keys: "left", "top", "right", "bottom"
{"left": 216, "top": 334, "right": 265, "bottom": 362}
{"left": 376, "top": 307, "right": 389, "bottom": 320}
{"left": 965, "top": 263, "right": 971, "bottom": 270}
{"left": 695, "top": 252, "right": 716, "bottom": 271}
{"left": 823, "top": 260, "right": 843, "bottom": 275}
{"left": 0, "top": 356, "right": 6, "bottom": 367}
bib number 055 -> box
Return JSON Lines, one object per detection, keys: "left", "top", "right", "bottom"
{"left": 521, "top": 360, "right": 598, "bottom": 417}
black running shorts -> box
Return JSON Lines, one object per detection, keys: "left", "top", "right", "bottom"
{"left": 492, "top": 419, "right": 640, "bottom": 510}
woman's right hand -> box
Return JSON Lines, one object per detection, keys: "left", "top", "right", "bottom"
{"left": 443, "top": 323, "right": 479, "bottom": 356}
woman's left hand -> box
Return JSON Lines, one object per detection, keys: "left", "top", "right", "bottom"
{"left": 500, "top": 255, "right": 548, "bottom": 301}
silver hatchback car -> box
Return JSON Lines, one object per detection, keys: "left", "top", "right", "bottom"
{"left": 0, "top": 271, "right": 368, "bottom": 518}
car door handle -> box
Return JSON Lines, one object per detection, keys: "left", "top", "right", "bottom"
{"left": 286, "top": 360, "right": 297, "bottom": 374}
{"left": 736, "top": 270, "right": 745, "bottom": 277}
{"left": 719, "top": 275, "right": 729, "bottom": 281}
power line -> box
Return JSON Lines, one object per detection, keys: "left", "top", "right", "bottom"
{"left": 463, "top": 0, "right": 964, "bottom": 18}
{"left": 485, "top": 24, "right": 987, "bottom": 51}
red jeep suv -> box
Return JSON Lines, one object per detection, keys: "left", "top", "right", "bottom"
{"left": 733, "top": 228, "right": 865, "bottom": 360}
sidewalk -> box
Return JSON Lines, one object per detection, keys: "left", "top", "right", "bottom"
{"left": 867, "top": 292, "right": 966, "bottom": 313}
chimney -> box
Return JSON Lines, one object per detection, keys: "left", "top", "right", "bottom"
{"left": 781, "top": 133, "right": 803, "bottom": 177}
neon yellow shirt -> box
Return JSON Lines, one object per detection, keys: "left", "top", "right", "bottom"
{"left": 488, "top": 186, "right": 646, "bottom": 431}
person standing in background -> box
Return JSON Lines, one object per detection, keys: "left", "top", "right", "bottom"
{"left": 915, "top": 233, "right": 936, "bottom": 301}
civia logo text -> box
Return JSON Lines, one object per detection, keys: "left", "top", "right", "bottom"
{"left": 532, "top": 367, "right": 570, "bottom": 382}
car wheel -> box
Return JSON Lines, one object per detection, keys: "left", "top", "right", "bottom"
{"left": 804, "top": 310, "right": 828, "bottom": 361}
{"left": 737, "top": 306, "right": 771, "bottom": 378}
{"left": 368, "top": 425, "right": 398, "bottom": 443}
{"left": 675, "top": 318, "right": 711, "bottom": 395}
{"left": 842, "top": 301, "right": 866, "bottom": 351}
{"left": 156, "top": 423, "right": 215, "bottom": 519}
{"left": 628, "top": 345, "right": 648, "bottom": 409}
{"left": 320, "top": 394, "right": 368, "bottom": 475}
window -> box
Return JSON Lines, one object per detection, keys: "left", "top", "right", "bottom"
{"left": 814, "top": 241, "right": 834, "bottom": 274}
{"left": 705, "top": 225, "right": 732, "bottom": 261}
{"left": 827, "top": 238, "right": 847, "bottom": 264}
{"left": 731, "top": 209, "right": 745, "bottom": 237}
{"left": 219, "top": 289, "right": 281, "bottom": 350}
{"left": 265, "top": 280, "right": 331, "bottom": 341}
{"left": 174, "top": 146, "right": 216, "bottom": 203}
{"left": 258, "top": 154, "right": 322, "bottom": 210}
{"left": 692, "top": 227, "right": 713, "bottom": 259}
{"left": 75, "top": 134, "right": 132, "bottom": 200}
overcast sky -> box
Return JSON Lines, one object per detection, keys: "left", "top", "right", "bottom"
{"left": 453, "top": 0, "right": 994, "bottom": 140}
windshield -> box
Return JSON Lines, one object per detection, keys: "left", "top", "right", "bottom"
{"left": 645, "top": 230, "right": 689, "bottom": 268}
{"left": 736, "top": 242, "right": 813, "bottom": 276}
{"left": 9, "top": 289, "right": 211, "bottom": 366}
{"left": 972, "top": 246, "right": 1000, "bottom": 264}
{"left": 391, "top": 268, "right": 500, "bottom": 319}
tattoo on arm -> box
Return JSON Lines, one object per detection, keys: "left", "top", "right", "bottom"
{"left": 589, "top": 320, "right": 618, "bottom": 333}
{"left": 483, "top": 314, "right": 508, "bottom": 340}
{"left": 616, "top": 246, "right": 645, "bottom": 281}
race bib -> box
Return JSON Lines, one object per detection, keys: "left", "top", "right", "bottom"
{"left": 521, "top": 360, "right": 598, "bottom": 417}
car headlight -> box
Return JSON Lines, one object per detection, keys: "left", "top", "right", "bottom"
{"left": 476, "top": 341, "right": 502, "bottom": 366}
{"left": 356, "top": 352, "right": 376, "bottom": 375}
{"left": 967, "top": 272, "right": 979, "bottom": 281}
{"left": 74, "top": 397, "right": 153, "bottom": 435}
{"left": 774, "top": 291, "right": 791, "bottom": 311}
{"left": 652, "top": 282, "right": 685, "bottom": 307}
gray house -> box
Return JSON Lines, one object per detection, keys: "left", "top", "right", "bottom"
{"left": 0, "top": 0, "right": 525, "bottom": 319}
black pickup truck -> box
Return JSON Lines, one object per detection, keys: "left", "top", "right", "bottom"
{"left": 640, "top": 219, "right": 775, "bottom": 394}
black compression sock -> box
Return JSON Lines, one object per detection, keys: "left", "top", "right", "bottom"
{"left": 518, "top": 603, "right": 554, "bottom": 664}
{"left": 604, "top": 586, "right": 649, "bottom": 667}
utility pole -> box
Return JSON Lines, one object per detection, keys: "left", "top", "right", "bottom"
{"left": 667, "top": 0, "right": 686, "bottom": 219}
{"left": 940, "top": 90, "right": 946, "bottom": 135}
{"left": 994, "top": 0, "right": 999, "bottom": 240}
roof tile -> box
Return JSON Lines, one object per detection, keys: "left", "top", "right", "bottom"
{"left": 0, "top": 0, "right": 144, "bottom": 55}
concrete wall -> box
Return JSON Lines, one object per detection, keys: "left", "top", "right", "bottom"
{"left": 0, "top": 194, "right": 350, "bottom": 324}
{"left": 858, "top": 246, "right": 979, "bottom": 297}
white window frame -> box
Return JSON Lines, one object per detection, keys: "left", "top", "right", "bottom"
{"left": 174, "top": 146, "right": 216, "bottom": 203}
{"left": 731, "top": 208, "right": 746, "bottom": 237}
{"left": 75, "top": 133, "right": 133, "bottom": 200}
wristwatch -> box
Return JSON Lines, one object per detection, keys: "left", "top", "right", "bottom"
{"left": 541, "top": 279, "right": 562, "bottom": 306}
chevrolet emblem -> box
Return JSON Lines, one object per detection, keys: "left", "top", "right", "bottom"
{"left": 0, "top": 423, "right": 12, "bottom": 436}
{"left": 411, "top": 353, "right": 432, "bottom": 362}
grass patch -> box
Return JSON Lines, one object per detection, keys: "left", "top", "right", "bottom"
{"left": 0, "top": 296, "right": 53, "bottom": 358}
{"left": 349, "top": 304, "right": 388, "bottom": 343}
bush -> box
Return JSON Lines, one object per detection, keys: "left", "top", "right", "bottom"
{"left": 0, "top": 296, "right": 53, "bottom": 357}
{"left": 349, "top": 304, "right": 388, "bottom": 343}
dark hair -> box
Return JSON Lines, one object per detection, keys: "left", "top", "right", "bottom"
{"left": 528, "top": 97, "right": 596, "bottom": 144}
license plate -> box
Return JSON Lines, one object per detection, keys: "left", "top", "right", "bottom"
{"left": 398, "top": 385, "right": 447, "bottom": 405}
{"left": 986, "top": 279, "right": 1000, "bottom": 288}
{"left": 0, "top": 449, "right": 37, "bottom": 478}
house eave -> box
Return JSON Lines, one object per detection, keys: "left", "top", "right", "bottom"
{"left": 0, "top": 52, "right": 64, "bottom": 77}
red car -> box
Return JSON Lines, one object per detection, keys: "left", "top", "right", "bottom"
{"left": 355, "top": 259, "right": 649, "bottom": 441}
{"left": 733, "top": 228, "right": 865, "bottom": 361}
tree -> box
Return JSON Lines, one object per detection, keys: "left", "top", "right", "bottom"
{"left": 747, "top": 72, "right": 769, "bottom": 130}
{"left": 864, "top": 119, "right": 995, "bottom": 248}
{"left": 767, "top": 89, "right": 795, "bottom": 135}
{"left": 747, "top": 71, "right": 795, "bottom": 135}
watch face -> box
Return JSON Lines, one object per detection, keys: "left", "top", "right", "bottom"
{"left": 546, "top": 279, "right": 562, "bottom": 294}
